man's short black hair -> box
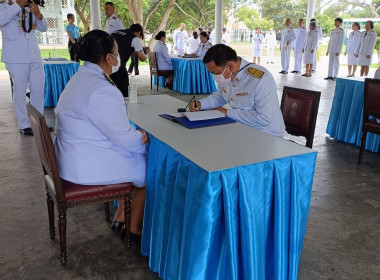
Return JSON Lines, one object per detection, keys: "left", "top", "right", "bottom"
{"left": 105, "top": 2, "right": 115, "bottom": 7}
{"left": 67, "top": 13, "right": 74, "bottom": 20}
{"left": 203, "top": 44, "right": 238, "bottom": 67}
{"left": 335, "top": 17, "right": 343, "bottom": 23}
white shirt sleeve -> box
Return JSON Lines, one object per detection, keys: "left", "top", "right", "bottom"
{"left": 35, "top": 15, "right": 47, "bottom": 32}
{"left": 131, "top": 37, "right": 143, "bottom": 51}
{"left": 88, "top": 88, "right": 147, "bottom": 154}
{"left": 0, "top": 3, "right": 21, "bottom": 26}
{"left": 199, "top": 86, "right": 226, "bottom": 110}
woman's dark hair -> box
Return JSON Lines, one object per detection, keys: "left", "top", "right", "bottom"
{"left": 67, "top": 13, "right": 74, "bottom": 20}
{"left": 155, "top": 31, "right": 166, "bottom": 41}
{"left": 193, "top": 31, "right": 198, "bottom": 39}
{"left": 366, "top": 20, "right": 374, "bottom": 29}
{"left": 353, "top": 22, "right": 360, "bottom": 30}
{"left": 199, "top": 31, "right": 209, "bottom": 40}
{"left": 77, "top": 29, "right": 115, "bottom": 64}
{"left": 130, "top": 23, "right": 144, "bottom": 40}
{"left": 203, "top": 44, "right": 238, "bottom": 66}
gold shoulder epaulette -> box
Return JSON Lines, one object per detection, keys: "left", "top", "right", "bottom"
{"left": 247, "top": 67, "right": 264, "bottom": 79}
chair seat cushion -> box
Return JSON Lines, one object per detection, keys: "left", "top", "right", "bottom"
{"left": 364, "top": 119, "right": 380, "bottom": 132}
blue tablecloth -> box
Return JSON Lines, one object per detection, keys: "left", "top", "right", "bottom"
{"left": 154, "top": 57, "right": 217, "bottom": 94}
{"left": 43, "top": 61, "right": 79, "bottom": 107}
{"left": 141, "top": 135, "right": 317, "bottom": 280}
{"left": 326, "top": 78, "right": 380, "bottom": 153}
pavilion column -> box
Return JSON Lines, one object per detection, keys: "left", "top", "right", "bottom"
{"left": 306, "top": 0, "right": 315, "bottom": 25}
{"left": 215, "top": 0, "right": 223, "bottom": 44}
{"left": 90, "top": 0, "right": 102, "bottom": 30}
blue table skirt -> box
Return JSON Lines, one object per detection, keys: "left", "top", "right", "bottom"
{"left": 154, "top": 58, "right": 217, "bottom": 94}
{"left": 44, "top": 62, "right": 80, "bottom": 107}
{"left": 326, "top": 78, "right": 380, "bottom": 153}
{"left": 141, "top": 135, "right": 317, "bottom": 280}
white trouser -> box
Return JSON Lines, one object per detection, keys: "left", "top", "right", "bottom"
{"left": 328, "top": 53, "right": 340, "bottom": 78}
{"left": 6, "top": 63, "right": 45, "bottom": 129}
{"left": 294, "top": 49, "right": 303, "bottom": 71}
{"left": 267, "top": 46, "right": 275, "bottom": 62}
{"left": 176, "top": 48, "right": 185, "bottom": 56}
{"left": 281, "top": 45, "right": 291, "bottom": 72}
{"left": 313, "top": 47, "right": 318, "bottom": 71}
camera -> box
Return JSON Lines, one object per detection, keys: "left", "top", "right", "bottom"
{"left": 26, "top": 0, "right": 45, "bottom": 7}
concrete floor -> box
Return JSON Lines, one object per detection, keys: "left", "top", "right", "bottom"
{"left": 0, "top": 57, "right": 379, "bottom": 280}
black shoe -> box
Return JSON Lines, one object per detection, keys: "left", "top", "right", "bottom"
{"left": 271, "top": 62, "right": 275, "bottom": 64}
{"left": 331, "top": 77, "right": 336, "bottom": 81}
{"left": 282, "top": 71, "right": 288, "bottom": 74}
{"left": 312, "top": 70, "right": 316, "bottom": 73}
{"left": 290, "top": 70, "right": 296, "bottom": 73}
{"left": 111, "top": 220, "right": 124, "bottom": 232}
{"left": 324, "top": 77, "right": 332, "bottom": 80}
{"left": 20, "top": 127, "right": 33, "bottom": 135}
{"left": 302, "top": 73, "right": 307, "bottom": 76}
{"left": 279, "top": 71, "right": 285, "bottom": 74}
{"left": 120, "top": 225, "right": 142, "bottom": 239}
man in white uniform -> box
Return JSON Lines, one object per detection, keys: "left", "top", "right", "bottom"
{"left": 0, "top": 0, "right": 47, "bottom": 135}
{"left": 265, "top": 28, "right": 276, "bottom": 64}
{"left": 291, "top": 19, "right": 306, "bottom": 74}
{"left": 325, "top": 18, "right": 344, "bottom": 81}
{"left": 310, "top": 18, "right": 322, "bottom": 72}
{"left": 104, "top": 2, "right": 124, "bottom": 34}
{"left": 280, "top": 18, "right": 296, "bottom": 74}
{"left": 174, "top": 22, "right": 186, "bottom": 56}
{"left": 189, "top": 44, "right": 285, "bottom": 137}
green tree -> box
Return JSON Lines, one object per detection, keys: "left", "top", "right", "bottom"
{"left": 314, "top": 14, "right": 335, "bottom": 35}
{"left": 233, "top": 6, "right": 273, "bottom": 30}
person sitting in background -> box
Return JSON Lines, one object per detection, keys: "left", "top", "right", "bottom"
{"left": 153, "top": 31, "right": 174, "bottom": 88}
{"left": 185, "top": 31, "right": 212, "bottom": 58}
{"left": 65, "top": 13, "right": 79, "bottom": 62}
{"left": 54, "top": 30, "right": 149, "bottom": 237}
{"left": 186, "top": 31, "right": 200, "bottom": 54}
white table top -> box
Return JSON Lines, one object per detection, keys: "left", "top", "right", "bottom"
{"left": 339, "top": 76, "right": 365, "bottom": 82}
{"left": 170, "top": 55, "right": 202, "bottom": 61}
{"left": 42, "top": 58, "right": 79, "bottom": 65}
{"left": 127, "top": 95, "right": 315, "bottom": 172}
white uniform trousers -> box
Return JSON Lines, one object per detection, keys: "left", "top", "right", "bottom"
{"left": 328, "top": 53, "right": 340, "bottom": 78}
{"left": 281, "top": 46, "right": 291, "bottom": 72}
{"left": 293, "top": 49, "right": 303, "bottom": 71}
{"left": 6, "top": 63, "right": 45, "bottom": 129}
{"left": 267, "top": 46, "right": 275, "bottom": 62}
{"left": 176, "top": 49, "right": 184, "bottom": 56}
{"left": 313, "top": 47, "right": 318, "bottom": 71}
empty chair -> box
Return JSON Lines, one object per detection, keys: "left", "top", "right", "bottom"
{"left": 357, "top": 78, "right": 380, "bottom": 164}
{"left": 281, "top": 86, "right": 321, "bottom": 148}
{"left": 27, "top": 103, "right": 133, "bottom": 265}
{"left": 148, "top": 52, "right": 174, "bottom": 91}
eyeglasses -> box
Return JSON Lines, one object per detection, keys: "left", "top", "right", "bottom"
{"left": 109, "top": 53, "right": 119, "bottom": 59}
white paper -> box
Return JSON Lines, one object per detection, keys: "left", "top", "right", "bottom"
{"left": 185, "top": 111, "right": 226, "bottom": 121}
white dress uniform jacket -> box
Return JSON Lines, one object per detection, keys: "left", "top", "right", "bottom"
{"left": 54, "top": 62, "right": 147, "bottom": 186}
{"left": 199, "top": 59, "right": 285, "bottom": 137}
{"left": 312, "top": 26, "right": 323, "bottom": 71}
{"left": 280, "top": 27, "right": 296, "bottom": 72}
{"left": 346, "top": 30, "right": 361, "bottom": 65}
{"left": 105, "top": 14, "right": 124, "bottom": 34}
{"left": 303, "top": 30, "right": 318, "bottom": 64}
{"left": 252, "top": 34, "right": 265, "bottom": 57}
{"left": 195, "top": 40, "right": 212, "bottom": 58}
{"left": 293, "top": 27, "right": 307, "bottom": 71}
{"left": 153, "top": 40, "right": 173, "bottom": 70}
{"left": 355, "top": 30, "right": 377, "bottom": 66}
{"left": 327, "top": 27, "right": 345, "bottom": 78}
{"left": 265, "top": 32, "right": 276, "bottom": 63}
{"left": 186, "top": 37, "right": 200, "bottom": 54}
{"left": 174, "top": 29, "right": 186, "bottom": 56}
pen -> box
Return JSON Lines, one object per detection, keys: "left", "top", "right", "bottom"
{"left": 193, "top": 96, "right": 197, "bottom": 108}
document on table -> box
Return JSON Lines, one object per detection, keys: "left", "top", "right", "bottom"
{"left": 184, "top": 111, "right": 226, "bottom": 121}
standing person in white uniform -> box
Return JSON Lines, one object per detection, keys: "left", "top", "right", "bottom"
{"left": 252, "top": 28, "right": 265, "bottom": 65}
{"left": 186, "top": 31, "right": 212, "bottom": 58}
{"left": 355, "top": 20, "right": 377, "bottom": 77}
{"left": 0, "top": 0, "right": 47, "bottom": 135}
{"left": 345, "top": 22, "right": 361, "bottom": 77}
{"left": 291, "top": 19, "right": 307, "bottom": 74}
{"left": 55, "top": 30, "right": 149, "bottom": 236}
{"left": 189, "top": 44, "right": 285, "bottom": 137}
{"left": 302, "top": 22, "right": 319, "bottom": 77}
{"left": 186, "top": 31, "right": 200, "bottom": 54}
{"left": 221, "top": 27, "right": 229, "bottom": 45}
{"left": 265, "top": 28, "right": 276, "bottom": 64}
{"left": 280, "top": 18, "right": 296, "bottom": 74}
{"left": 310, "top": 18, "right": 322, "bottom": 72}
{"left": 174, "top": 22, "right": 186, "bottom": 56}
{"left": 153, "top": 31, "right": 174, "bottom": 87}
{"left": 104, "top": 2, "right": 124, "bottom": 34}
{"left": 325, "top": 18, "right": 344, "bottom": 81}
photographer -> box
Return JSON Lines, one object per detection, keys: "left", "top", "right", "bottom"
{"left": 0, "top": 0, "right": 47, "bottom": 135}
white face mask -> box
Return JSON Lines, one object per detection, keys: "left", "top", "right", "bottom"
{"left": 213, "top": 64, "right": 232, "bottom": 85}
{"left": 110, "top": 53, "right": 121, "bottom": 74}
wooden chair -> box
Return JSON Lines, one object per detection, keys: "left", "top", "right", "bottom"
{"left": 148, "top": 52, "right": 174, "bottom": 91}
{"left": 26, "top": 103, "right": 134, "bottom": 265}
{"left": 281, "top": 86, "right": 321, "bottom": 149}
{"left": 358, "top": 78, "right": 380, "bottom": 164}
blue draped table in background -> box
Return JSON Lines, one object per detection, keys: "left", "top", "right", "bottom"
{"left": 326, "top": 77, "right": 380, "bottom": 153}
{"left": 43, "top": 60, "right": 79, "bottom": 107}
{"left": 127, "top": 95, "right": 317, "bottom": 280}
{"left": 154, "top": 57, "right": 217, "bottom": 94}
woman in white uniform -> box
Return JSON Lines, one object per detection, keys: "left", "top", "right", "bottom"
{"left": 252, "top": 28, "right": 265, "bottom": 65}
{"left": 54, "top": 30, "right": 149, "bottom": 237}
{"left": 345, "top": 22, "right": 361, "bottom": 77}
{"left": 186, "top": 31, "right": 200, "bottom": 54}
{"left": 355, "top": 20, "right": 377, "bottom": 76}
{"left": 185, "top": 31, "right": 212, "bottom": 58}
{"left": 302, "top": 22, "right": 319, "bottom": 77}
{"left": 153, "top": 31, "right": 174, "bottom": 87}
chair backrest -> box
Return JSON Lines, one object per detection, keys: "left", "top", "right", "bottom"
{"left": 364, "top": 78, "right": 380, "bottom": 120}
{"left": 148, "top": 52, "right": 158, "bottom": 74}
{"left": 281, "top": 86, "right": 321, "bottom": 148}
{"left": 374, "top": 68, "right": 380, "bottom": 80}
{"left": 26, "top": 103, "right": 66, "bottom": 203}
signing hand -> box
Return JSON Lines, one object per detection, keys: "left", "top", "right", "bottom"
{"left": 189, "top": 101, "right": 201, "bottom": 112}
{"left": 30, "top": 1, "right": 43, "bottom": 20}
{"left": 213, "top": 107, "right": 227, "bottom": 115}
{"left": 139, "top": 129, "right": 150, "bottom": 144}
